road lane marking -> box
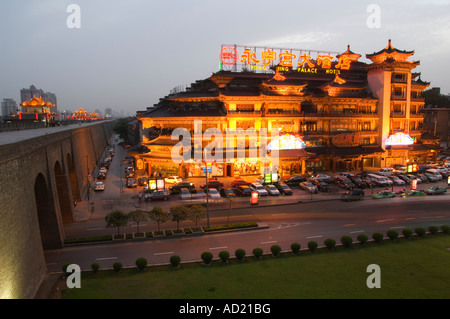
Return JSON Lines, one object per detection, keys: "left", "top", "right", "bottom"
{"left": 96, "top": 257, "right": 117, "bottom": 261}
{"left": 87, "top": 228, "right": 103, "bottom": 231}
{"left": 210, "top": 246, "right": 227, "bottom": 250}
{"left": 306, "top": 235, "right": 322, "bottom": 239}
{"left": 154, "top": 252, "right": 174, "bottom": 256}
{"left": 405, "top": 217, "right": 416, "bottom": 220}
{"left": 390, "top": 226, "right": 405, "bottom": 229}
{"left": 376, "top": 218, "right": 395, "bottom": 223}
{"left": 350, "top": 230, "right": 364, "bottom": 234}
{"left": 260, "top": 241, "right": 277, "bottom": 244}
{"left": 344, "top": 224, "right": 356, "bottom": 227}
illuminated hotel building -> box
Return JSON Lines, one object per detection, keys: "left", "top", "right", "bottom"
{"left": 133, "top": 40, "right": 438, "bottom": 178}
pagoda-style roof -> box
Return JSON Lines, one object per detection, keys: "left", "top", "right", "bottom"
{"left": 366, "top": 39, "right": 415, "bottom": 63}
{"left": 336, "top": 45, "right": 362, "bottom": 62}
{"left": 74, "top": 108, "right": 88, "bottom": 114}
{"left": 20, "top": 95, "right": 54, "bottom": 108}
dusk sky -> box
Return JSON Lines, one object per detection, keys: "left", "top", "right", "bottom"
{"left": 1, "top": 0, "right": 449, "bottom": 116}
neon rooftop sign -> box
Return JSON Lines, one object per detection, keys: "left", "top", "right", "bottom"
{"left": 219, "top": 44, "right": 354, "bottom": 74}
{"left": 385, "top": 132, "right": 414, "bottom": 146}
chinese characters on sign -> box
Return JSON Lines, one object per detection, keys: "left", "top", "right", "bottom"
{"left": 220, "top": 45, "right": 354, "bottom": 74}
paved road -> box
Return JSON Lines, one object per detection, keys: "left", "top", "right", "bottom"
{"left": 45, "top": 196, "right": 450, "bottom": 273}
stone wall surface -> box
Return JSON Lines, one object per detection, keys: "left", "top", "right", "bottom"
{"left": 0, "top": 120, "right": 115, "bottom": 299}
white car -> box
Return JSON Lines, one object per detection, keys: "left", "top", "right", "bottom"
{"left": 164, "top": 176, "right": 183, "bottom": 184}
{"left": 99, "top": 167, "right": 108, "bottom": 174}
{"left": 179, "top": 188, "right": 192, "bottom": 200}
{"left": 299, "top": 182, "right": 318, "bottom": 193}
{"left": 390, "top": 176, "right": 405, "bottom": 186}
{"left": 94, "top": 181, "right": 105, "bottom": 191}
{"left": 338, "top": 172, "right": 354, "bottom": 178}
{"left": 311, "top": 174, "right": 331, "bottom": 182}
{"left": 265, "top": 184, "right": 280, "bottom": 196}
{"left": 436, "top": 166, "right": 448, "bottom": 174}
{"left": 249, "top": 182, "right": 268, "bottom": 196}
{"left": 207, "top": 188, "right": 221, "bottom": 199}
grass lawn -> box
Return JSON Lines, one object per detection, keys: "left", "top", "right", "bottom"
{"left": 62, "top": 234, "right": 450, "bottom": 299}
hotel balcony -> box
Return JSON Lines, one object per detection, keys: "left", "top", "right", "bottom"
{"left": 266, "top": 109, "right": 301, "bottom": 116}
{"left": 227, "top": 110, "right": 262, "bottom": 116}
{"left": 391, "top": 111, "right": 406, "bottom": 118}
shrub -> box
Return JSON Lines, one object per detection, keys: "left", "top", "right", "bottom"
{"left": 402, "top": 228, "right": 413, "bottom": 239}
{"left": 340, "top": 235, "right": 353, "bottom": 248}
{"left": 415, "top": 227, "right": 426, "bottom": 238}
{"left": 91, "top": 263, "right": 100, "bottom": 274}
{"left": 372, "top": 232, "right": 384, "bottom": 243}
{"left": 235, "top": 248, "right": 246, "bottom": 261}
{"left": 290, "top": 242, "right": 301, "bottom": 254}
{"left": 428, "top": 225, "right": 439, "bottom": 235}
{"left": 324, "top": 238, "right": 336, "bottom": 250}
{"left": 307, "top": 241, "right": 318, "bottom": 252}
{"left": 201, "top": 252, "right": 213, "bottom": 265}
{"left": 357, "top": 234, "right": 369, "bottom": 245}
{"left": 113, "top": 262, "right": 123, "bottom": 272}
{"left": 218, "top": 250, "right": 230, "bottom": 263}
{"left": 386, "top": 230, "right": 399, "bottom": 241}
{"left": 270, "top": 245, "right": 282, "bottom": 257}
{"left": 441, "top": 225, "right": 450, "bottom": 234}
{"left": 170, "top": 255, "right": 181, "bottom": 268}
{"left": 135, "top": 257, "right": 147, "bottom": 270}
{"left": 252, "top": 248, "right": 264, "bottom": 259}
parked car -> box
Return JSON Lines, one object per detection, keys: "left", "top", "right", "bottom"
{"left": 249, "top": 182, "right": 269, "bottom": 196}
{"left": 416, "top": 174, "right": 428, "bottom": 183}
{"left": 179, "top": 188, "right": 192, "bottom": 200}
{"left": 299, "top": 182, "right": 318, "bottom": 193}
{"left": 138, "top": 177, "right": 148, "bottom": 186}
{"left": 94, "top": 181, "right": 105, "bottom": 191}
{"left": 164, "top": 176, "right": 183, "bottom": 184}
{"left": 99, "top": 167, "right": 108, "bottom": 174}
{"left": 191, "top": 189, "right": 207, "bottom": 200}
{"left": 145, "top": 190, "right": 170, "bottom": 201}
{"left": 372, "top": 190, "right": 396, "bottom": 199}
{"left": 201, "top": 180, "right": 224, "bottom": 190}
{"left": 265, "top": 184, "right": 280, "bottom": 196}
{"left": 378, "top": 167, "right": 395, "bottom": 177}
{"left": 424, "top": 186, "right": 447, "bottom": 195}
{"left": 400, "top": 190, "right": 426, "bottom": 197}
{"left": 337, "top": 172, "right": 354, "bottom": 178}
{"left": 311, "top": 174, "right": 331, "bottom": 182}
{"left": 284, "top": 175, "right": 306, "bottom": 184}
{"left": 126, "top": 178, "right": 137, "bottom": 188}
{"left": 220, "top": 188, "right": 236, "bottom": 198}
{"left": 424, "top": 173, "right": 439, "bottom": 182}
{"left": 97, "top": 172, "right": 106, "bottom": 179}
{"left": 231, "top": 179, "right": 250, "bottom": 187}
{"left": 335, "top": 177, "right": 356, "bottom": 190}
{"left": 234, "top": 185, "right": 252, "bottom": 197}
{"left": 390, "top": 176, "right": 405, "bottom": 186}
{"left": 312, "top": 179, "right": 329, "bottom": 192}
{"left": 207, "top": 188, "right": 221, "bottom": 199}
{"left": 341, "top": 189, "right": 365, "bottom": 201}
{"left": 349, "top": 176, "right": 366, "bottom": 188}
{"left": 426, "top": 169, "right": 443, "bottom": 181}
{"left": 274, "top": 182, "right": 293, "bottom": 195}
{"left": 169, "top": 181, "right": 195, "bottom": 192}
{"left": 406, "top": 174, "right": 422, "bottom": 184}
{"left": 397, "top": 175, "right": 411, "bottom": 183}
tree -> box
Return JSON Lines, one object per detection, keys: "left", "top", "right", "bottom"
{"left": 105, "top": 209, "right": 129, "bottom": 235}
{"left": 170, "top": 205, "right": 189, "bottom": 231}
{"left": 128, "top": 209, "right": 148, "bottom": 233}
{"left": 188, "top": 204, "right": 206, "bottom": 230}
{"left": 147, "top": 206, "right": 169, "bottom": 232}
{"left": 113, "top": 118, "right": 130, "bottom": 140}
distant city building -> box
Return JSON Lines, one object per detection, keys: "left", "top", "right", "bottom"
{"left": 20, "top": 85, "right": 58, "bottom": 113}
{"left": 105, "top": 107, "right": 112, "bottom": 117}
{"left": 1, "top": 98, "right": 18, "bottom": 117}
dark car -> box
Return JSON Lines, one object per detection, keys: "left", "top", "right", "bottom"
{"left": 274, "top": 182, "right": 293, "bottom": 195}
{"left": 231, "top": 179, "right": 250, "bottom": 187}
{"left": 144, "top": 190, "right": 170, "bottom": 201}
{"left": 234, "top": 185, "right": 252, "bottom": 197}
{"left": 201, "top": 180, "right": 224, "bottom": 190}
{"left": 340, "top": 189, "right": 365, "bottom": 202}
{"left": 169, "top": 181, "right": 195, "bottom": 192}
{"left": 284, "top": 175, "right": 306, "bottom": 185}
{"left": 220, "top": 188, "right": 236, "bottom": 198}
{"left": 312, "top": 179, "right": 329, "bottom": 192}
{"left": 126, "top": 178, "right": 137, "bottom": 188}
{"left": 138, "top": 177, "right": 148, "bottom": 186}
{"left": 97, "top": 172, "right": 106, "bottom": 179}
{"left": 350, "top": 176, "right": 366, "bottom": 188}
{"left": 335, "top": 177, "right": 356, "bottom": 190}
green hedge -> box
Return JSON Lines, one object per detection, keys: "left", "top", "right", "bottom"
{"left": 64, "top": 235, "right": 112, "bottom": 244}
{"left": 203, "top": 222, "right": 258, "bottom": 232}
